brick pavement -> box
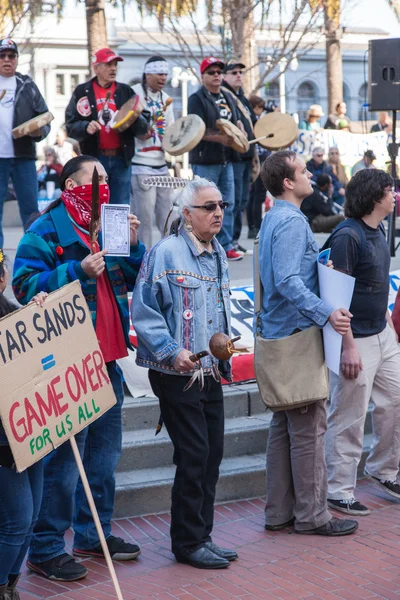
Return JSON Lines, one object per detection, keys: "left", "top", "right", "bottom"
{"left": 18, "top": 479, "right": 400, "bottom": 600}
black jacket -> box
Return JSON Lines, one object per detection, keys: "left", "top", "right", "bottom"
{"left": 222, "top": 82, "right": 255, "bottom": 160}
{"left": 301, "top": 185, "right": 335, "bottom": 223}
{"left": 188, "top": 86, "right": 241, "bottom": 165}
{"left": 65, "top": 77, "right": 149, "bottom": 167}
{"left": 12, "top": 73, "right": 51, "bottom": 159}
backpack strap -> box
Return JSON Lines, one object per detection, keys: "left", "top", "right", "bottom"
{"left": 253, "top": 235, "right": 263, "bottom": 334}
{"left": 320, "top": 218, "right": 368, "bottom": 254}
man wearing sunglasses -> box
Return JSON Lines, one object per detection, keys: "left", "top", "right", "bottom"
{"left": 0, "top": 38, "right": 51, "bottom": 249}
{"left": 222, "top": 60, "right": 257, "bottom": 253}
{"left": 132, "top": 179, "right": 237, "bottom": 569}
{"left": 188, "top": 57, "right": 243, "bottom": 261}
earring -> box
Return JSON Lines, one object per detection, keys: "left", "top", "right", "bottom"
{"left": 184, "top": 222, "right": 193, "bottom": 232}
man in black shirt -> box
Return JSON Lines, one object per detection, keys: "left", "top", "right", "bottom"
{"left": 301, "top": 174, "right": 344, "bottom": 232}
{"left": 325, "top": 169, "right": 400, "bottom": 516}
{"left": 188, "top": 57, "right": 243, "bottom": 261}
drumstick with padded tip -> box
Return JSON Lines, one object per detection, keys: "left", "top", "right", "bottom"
{"left": 249, "top": 133, "right": 275, "bottom": 145}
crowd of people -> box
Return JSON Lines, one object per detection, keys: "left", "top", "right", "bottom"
{"left": 1, "top": 35, "right": 400, "bottom": 598}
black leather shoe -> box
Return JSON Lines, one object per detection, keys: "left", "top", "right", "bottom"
{"left": 205, "top": 541, "right": 238, "bottom": 561}
{"left": 296, "top": 517, "right": 358, "bottom": 536}
{"left": 265, "top": 518, "right": 294, "bottom": 531}
{"left": 175, "top": 546, "right": 230, "bottom": 569}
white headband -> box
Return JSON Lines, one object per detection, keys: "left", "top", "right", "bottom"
{"left": 144, "top": 60, "right": 169, "bottom": 75}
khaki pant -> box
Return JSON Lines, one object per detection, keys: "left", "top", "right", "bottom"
{"left": 130, "top": 174, "right": 173, "bottom": 249}
{"left": 310, "top": 214, "right": 344, "bottom": 233}
{"left": 265, "top": 400, "right": 331, "bottom": 531}
{"left": 326, "top": 324, "right": 400, "bottom": 500}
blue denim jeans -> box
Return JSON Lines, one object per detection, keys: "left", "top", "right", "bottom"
{"left": 29, "top": 362, "right": 124, "bottom": 562}
{"left": 98, "top": 155, "right": 131, "bottom": 205}
{"left": 0, "top": 460, "right": 43, "bottom": 584}
{"left": 233, "top": 160, "right": 251, "bottom": 242}
{"left": 0, "top": 158, "right": 39, "bottom": 247}
{"left": 191, "top": 163, "right": 235, "bottom": 251}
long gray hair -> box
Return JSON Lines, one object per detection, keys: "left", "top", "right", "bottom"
{"left": 176, "top": 178, "right": 221, "bottom": 215}
{"left": 169, "top": 179, "right": 222, "bottom": 236}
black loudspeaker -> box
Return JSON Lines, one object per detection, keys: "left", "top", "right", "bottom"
{"left": 369, "top": 38, "right": 400, "bottom": 111}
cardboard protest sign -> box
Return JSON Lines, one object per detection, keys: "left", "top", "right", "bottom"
{"left": 0, "top": 281, "right": 116, "bottom": 472}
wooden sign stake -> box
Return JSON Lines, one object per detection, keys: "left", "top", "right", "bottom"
{"left": 70, "top": 436, "right": 124, "bottom": 600}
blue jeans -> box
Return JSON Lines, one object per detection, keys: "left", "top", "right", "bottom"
{"left": 191, "top": 163, "right": 235, "bottom": 251}
{"left": 29, "top": 362, "right": 124, "bottom": 562}
{"left": 0, "top": 461, "right": 43, "bottom": 584}
{"left": 233, "top": 160, "right": 251, "bottom": 242}
{"left": 0, "top": 158, "right": 38, "bottom": 247}
{"left": 98, "top": 155, "right": 131, "bottom": 205}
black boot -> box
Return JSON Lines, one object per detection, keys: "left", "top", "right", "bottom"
{"left": 0, "top": 583, "right": 7, "bottom": 600}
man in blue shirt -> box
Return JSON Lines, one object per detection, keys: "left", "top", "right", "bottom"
{"left": 256, "top": 150, "right": 358, "bottom": 536}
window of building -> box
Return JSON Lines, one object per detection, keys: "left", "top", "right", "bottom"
{"left": 342, "top": 82, "right": 351, "bottom": 117}
{"left": 70, "top": 74, "right": 80, "bottom": 90}
{"left": 56, "top": 73, "right": 65, "bottom": 96}
{"left": 296, "top": 81, "right": 319, "bottom": 122}
{"left": 264, "top": 80, "right": 279, "bottom": 103}
{"left": 358, "top": 82, "right": 377, "bottom": 121}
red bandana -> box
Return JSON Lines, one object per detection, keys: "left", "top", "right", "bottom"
{"left": 61, "top": 184, "right": 110, "bottom": 228}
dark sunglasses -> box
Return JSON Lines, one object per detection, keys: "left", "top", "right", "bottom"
{"left": 192, "top": 201, "right": 228, "bottom": 212}
{"left": 229, "top": 70, "right": 243, "bottom": 75}
{"left": 205, "top": 70, "right": 222, "bottom": 76}
{"left": 0, "top": 53, "right": 17, "bottom": 60}
{"left": 315, "top": 154, "right": 324, "bottom": 157}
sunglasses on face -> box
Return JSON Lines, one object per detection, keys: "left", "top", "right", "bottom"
{"left": 192, "top": 201, "right": 228, "bottom": 212}
{"left": 0, "top": 53, "right": 17, "bottom": 60}
{"left": 229, "top": 70, "right": 243, "bottom": 75}
{"left": 205, "top": 70, "right": 222, "bottom": 76}
{"left": 315, "top": 154, "right": 324, "bottom": 158}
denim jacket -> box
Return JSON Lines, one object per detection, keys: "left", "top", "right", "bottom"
{"left": 131, "top": 228, "right": 232, "bottom": 377}
{"left": 255, "top": 199, "right": 333, "bottom": 339}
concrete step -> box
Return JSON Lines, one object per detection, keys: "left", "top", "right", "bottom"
{"left": 121, "top": 383, "right": 266, "bottom": 432}
{"left": 117, "top": 412, "right": 272, "bottom": 472}
{"left": 114, "top": 434, "right": 374, "bottom": 518}
{"left": 114, "top": 453, "right": 267, "bottom": 518}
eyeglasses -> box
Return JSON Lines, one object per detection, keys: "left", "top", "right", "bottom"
{"left": 205, "top": 70, "right": 222, "bottom": 76}
{"left": 315, "top": 154, "right": 324, "bottom": 158}
{"left": 229, "top": 70, "right": 243, "bottom": 75}
{"left": 191, "top": 201, "right": 228, "bottom": 212}
{"left": 0, "top": 53, "right": 17, "bottom": 60}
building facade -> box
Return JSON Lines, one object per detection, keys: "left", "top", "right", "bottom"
{"left": 9, "top": 2, "right": 389, "bottom": 148}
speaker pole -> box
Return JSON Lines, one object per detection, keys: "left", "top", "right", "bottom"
{"left": 388, "top": 110, "right": 399, "bottom": 256}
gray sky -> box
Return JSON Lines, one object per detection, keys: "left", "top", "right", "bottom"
{"left": 343, "top": 0, "right": 400, "bottom": 36}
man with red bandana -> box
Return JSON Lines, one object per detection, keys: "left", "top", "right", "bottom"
{"left": 12, "top": 155, "right": 146, "bottom": 581}
{"left": 66, "top": 48, "right": 150, "bottom": 204}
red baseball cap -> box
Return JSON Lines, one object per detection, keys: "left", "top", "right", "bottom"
{"left": 92, "top": 47, "right": 123, "bottom": 65}
{"left": 200, "top": 57, "right": 225, "bottom": 74}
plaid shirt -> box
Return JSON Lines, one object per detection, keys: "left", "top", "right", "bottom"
{"left": 12, "top": 201, "right": 145, "bottom": 349}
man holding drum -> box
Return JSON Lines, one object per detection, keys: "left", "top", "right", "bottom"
{"left": 0, "top": 38, "right": 51, "bottom": 248}
{"left": 66, "top": 48, "right": 150, "bottom": 205}
{"left": 188, "top": 57, "right": 243, "bottom": 261}
{"left": 222, "top": 60, "right": 257, "bottom": 253}
{"left": 130, "top": 55, "right": 175, "bottom": 249}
